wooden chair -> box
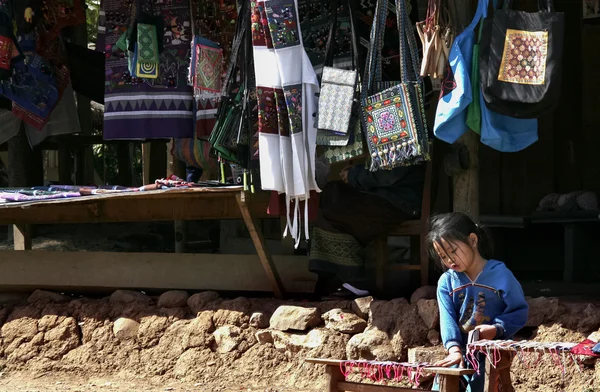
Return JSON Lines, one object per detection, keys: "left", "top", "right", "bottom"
{"left": 305, "top": 358, "right": 474, "bottom": 392}
{"left": 374, "top": 160, "right": 433, "bottom": 290}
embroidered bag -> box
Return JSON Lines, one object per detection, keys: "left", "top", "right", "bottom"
{"left": 479, "top": 0, "right": 564, "bottom": 118}
{"left": 360, "top": 0, "right": 429, "bottom": 170}
{"left": 136, "top": 23, "right": 159, "bottom": 79}
{"left": 190, "top": 36, "right": 223, "bottom": 97}
{"left": 316, "top": 0, "right": 358, "bottom": 142}
{"left": 433, "top": 0, "right": 485, "bottom": 144}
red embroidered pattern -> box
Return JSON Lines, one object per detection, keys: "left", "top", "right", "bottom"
{"left": 498, "top": 29, "right": 548, "bottom": 85}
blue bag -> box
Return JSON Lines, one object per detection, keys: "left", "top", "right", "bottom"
{"left": 433, "top": 0, "right": 487, "bottom": 144}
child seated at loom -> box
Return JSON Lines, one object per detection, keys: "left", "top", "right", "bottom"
{"left": 427, "top": 212, "right": 529, "bottom": 392}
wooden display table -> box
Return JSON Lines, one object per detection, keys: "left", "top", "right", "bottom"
{"left": 0, "top": 187, "right": 295, "bottom": 298}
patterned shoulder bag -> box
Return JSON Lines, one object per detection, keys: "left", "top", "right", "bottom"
{"left": 316, "top": 0, "right": 359, "bottom": 146}
{"left": 360, "top": 0, "right": 429, "bottom": 171}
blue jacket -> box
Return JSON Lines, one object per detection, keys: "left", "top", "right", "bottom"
{"left": 437, "top": 259, "right": 529, "bottom": 351}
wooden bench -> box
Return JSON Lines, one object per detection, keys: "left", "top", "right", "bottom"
{"left": 374, "top": 161, "right": 433, "bottom": 290}
{"left": 305, "top": 358, "right": 475, "bottom": 392}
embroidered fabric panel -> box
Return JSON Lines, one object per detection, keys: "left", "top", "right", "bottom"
{"left": 251, "top": 1, "right": 273, "bottom": 48}
{"left": 256, "top": 87, "right": 279, "bottom": 135}
{"left": 265, "top": 0, "right": 300, "bottom": 49}
{"left": 275, "top": 88, "right": 290, "bottom": 137}
{"left": 498, "top": 29, "right": 548, "bottom": 85}
{"left": 283, "top": 84, "right": 302, "bottom": 134}
{"left": 364, "top": 92, "right": 416, "bottom": 147}
{"left": 195, "top": 44, "right": 223, "bottom": 93}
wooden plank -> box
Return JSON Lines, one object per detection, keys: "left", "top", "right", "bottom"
{"left": 0, "top": 251, "right": 314, "bottom": 293}
{"left": 337, "top": 381, "right": 415, "bottom": 392}
{"left": 12, "top": 224, "right": 31, "bottom": 250}
{"left": 0, "top": 189, "right": 273, "bottom": 224}
{"left": 236, "top": 192, "right": 285, "bottom": 299}
{"left": 304, "top": 359, "right": 474, "bottom": 377}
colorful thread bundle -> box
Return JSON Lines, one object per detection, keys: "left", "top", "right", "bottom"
{"left": 339, "top": 360, "right": 430, "bottom": 387}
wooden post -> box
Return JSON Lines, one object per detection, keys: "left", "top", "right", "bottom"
{"left": 452, "top": 0, "right": 479, "bottom": 220}
{"left": 236, "top": 192, "right": 285, "bottom": 299}
{"left": 13, "top": 224, "right": 32, "bottom": 251}
{"left": 439, "top": 374, "right": 460, "bottom": 392}
{"left": 325, "top": 365, "right": 345, "bottom": 392}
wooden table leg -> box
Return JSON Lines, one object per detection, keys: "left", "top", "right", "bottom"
{"left": 325, "top": 365, "right": 345, "bottom": 392}
{"left": 236, "top": 192, "right": 285, "bottom": 299}
{"left": 439, "top": 374, "right": 460, "bottom": 392}
{"left": 13, "top": 224, "right": 32, "bottom": 251}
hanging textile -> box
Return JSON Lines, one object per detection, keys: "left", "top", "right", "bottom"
{"left": 251, "top": 0, "right": 320, "bottom": 247}
{"left": 103, "top": 0, "right": 194, "bottom": 139}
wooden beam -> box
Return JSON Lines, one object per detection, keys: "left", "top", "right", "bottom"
{"left": 439, "top": 374, "right": 459, "bottom": 392}
{"left": 337, "top": 381, "right": 416, "bottom": 392}
{"left": 236, "top": 192, "right": 285, "bottom": 299}
{"left": 0, "top": 251, "right": 314, "bottom": 294}
{"left": 12, "top": 224, "right": 31, "bottom": 250}
{"left": 326, "top": 364, "right": 345, "bottom": 392}
{"left": 0, "top": 190, "right": 272, "bottom": 225}
{"left": 304, "top": 359, "right": 474, "bottom": 377}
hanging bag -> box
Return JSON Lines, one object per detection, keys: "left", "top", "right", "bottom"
{"left": 465, "top": 18, "right": 484, "bottom": 134}
{"left": 433, "top": 0, "right": 485, "bottom": 144}
{"left": 360, "top": 0, "right": 429, "bottom": 170}
{"left": 479, "top": 0, "right": 564, "bottom": 118}
{"left": 316, "top": 0, "right": 359, "bottom": 145}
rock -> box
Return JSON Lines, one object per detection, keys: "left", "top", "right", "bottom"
{"left": 137, "top": 315, "right": 170, "bottom": 348}
{"left": 410, "top": 286, "right": 437, "bottom": 304}
{"left": 250, "top": 312, "right": 269, "bottom": 329}
{"left": 113, "top": 318, "right": 140, "bottom": 340}
{"left": 579, "top": 304, "right": 600, "bottom": 332}
{"left": 213, "top": 325, "right": 242, "bottom": 353}
{"left": 588, "top": 330, "right": 600, "bottom": 342}
{"left": 267, "top": 329, "right": 329, "bottom": 353}
{"left": 525, "top": 297, "right": 561, "bottom": 327}
{"left": 109, "top": 290, "right": 153, "bottom": 305}
{"left": 269, "top": 306, "right": 321, "bottom": 331}
{"left": 255, "top": 330, "right": 274, "bottom": 345}
{"left": 408, "top": 346, "right": 446, "bottom": 364}
{"left": 187, "top": 291, "right": 220, "bottom": 314}
{"left": 417, "top": 299, "right": 439, "bottom": 329}
{"left": 322, "top": 308, "right": 367, "bottom": 334}
{"left": 427, "top": 329, "right": 441, "bottom": 345}
{"left": 173, "top": 348, "right": 215, "bottom": 378}
{"left": 157, "top": 291, "right": 189, "bottom": 308}
{"left": 28, "top": 290, "right": 70, "bottom": 305}
{"left": 182, "top": 311, "right": 215, "bottom": 349}
{"left": 213, "top": 309, "right": 249, "bottom": 328}
{"left": 346, "top": 330, "right": 396, "bottom": 361}
{"left": 352, "top": 297, "right": 373, "bottom": 320}
{"left": 42, "top": 317, "right": 80, "bottom": 360}
{"left": 1, "top": 306, "right": 40, "bottom": 346}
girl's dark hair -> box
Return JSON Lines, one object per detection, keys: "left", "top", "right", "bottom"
{"left": 426, "top": 212, "right": 494, "bottom": 268}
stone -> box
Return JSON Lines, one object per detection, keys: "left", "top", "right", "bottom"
{"left": 588, "top": 330, "right": 600, "bottom": 342}
{"left": 42, "top": 317, "right": 80, "bottom": 360}
{"left": 255, "top": 330, "right": 274, "bottom": 345}
{"left": 269, "top": 306, "right": 321, "bottom": 331}
{"left": 267, "top": 329, "right": 329, "bottom": 353}
{"left": 250, "top": 312, "right": 269, "bottom": 329}
{"left": 28, "top": 290, "right": 70, "bottom": 305}
{"left": 182, "top": 311, "right": 215, "bottom": 349}
{"left": 213, "top": 325, "right": 242, "bottom": 353}
{"left": 417, "top": 299, "right": 439, "bottom": 330}
{"left": 113, "top": 318, "right": 140, "bottom": 340}
{"left": 346, "top": 330, "right": 395, "bottom": 361}
{"left": 322, "top": 308, "right": 367, "bottom": 334}
{"left": 157, "top": 291, "right": 189, "bottom": 308}
{"left": 579, "top": 304, "right": 600, "bottom": 332}
{"left": 109, "top": 290, "right": 153, "bottom": 305}
{"left": 137, "top": 315, "right": 170, "bottom": 348}
{"left": 525, "top": 297, "right": 561, "bottom": 327}
{"left": 213, "top": 309, "right": 249, "bottom": 328}
{"left": 410, "top": 286, "right": 437, "bottom": 304}
{"left": 352, "top": 297, "right": 373, "bottom": 320}
{"left": 408, "top": 346, "right": 446, "bottom": 364}
{"left": 427, "top": 329, "right": 441, "bottom": 345}
{"left": 187, "top": 291, "right": 220, "bottom": 314}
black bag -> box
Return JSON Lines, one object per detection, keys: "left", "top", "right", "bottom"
{"left": 479, "top": 0, "right": 564, "bottom": 119}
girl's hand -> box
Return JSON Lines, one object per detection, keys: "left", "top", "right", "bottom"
{"left": 474, "top": 324, "right": 497, "bottom": 340}
{"left": 433, "top": 348, "right": 465, "bottom": 368}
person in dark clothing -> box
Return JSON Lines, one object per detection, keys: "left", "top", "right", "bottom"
{"left": 309, "top": 162, "right": 425, "bottom": 297}
{"left": 186, "top": 166, "right": 203, "bottom": 183}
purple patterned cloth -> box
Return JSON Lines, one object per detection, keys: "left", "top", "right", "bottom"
{"left": 101, "top": 0, "right": 194, "bottom": 139}
{"left": 0, "top": 192, "right": 81, "bottom": 202}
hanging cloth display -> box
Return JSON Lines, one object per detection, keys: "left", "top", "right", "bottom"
{"left": 315, "top": 0, "right": 359, "bottom": 146}
{"left": 476, "top": 0, "right": 539, "bottom": 153}
{"left": 479, "top": 0, "right": 565, "bottom": 119}
{"left": 360, "top": 0, "right": 429, "bottom": 171}
{"left": 251, "top": 0, "right": 320, "bottom": 247}
{"left": 433, "top": 0, "right": 485, "bottom": 144}
{"left": 103, "top": 0, "right": 194, "bottom": 140}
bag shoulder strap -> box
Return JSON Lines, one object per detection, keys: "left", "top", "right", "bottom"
{"left": 361, "top": 0, "right": 387, "bottom": 98}
{"left": 222, "top": 0, "right": 249, "bottom": 97}
{"left": 323, "top": 0, "right": 360, "bottom": 72}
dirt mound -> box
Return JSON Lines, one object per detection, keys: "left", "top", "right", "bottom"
{"left": 0, "top": 290, "right": 597, "bottom": 391}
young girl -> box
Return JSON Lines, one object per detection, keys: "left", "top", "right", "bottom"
{"left": 428, "top": 212, "right": 528, "bottom": 392}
